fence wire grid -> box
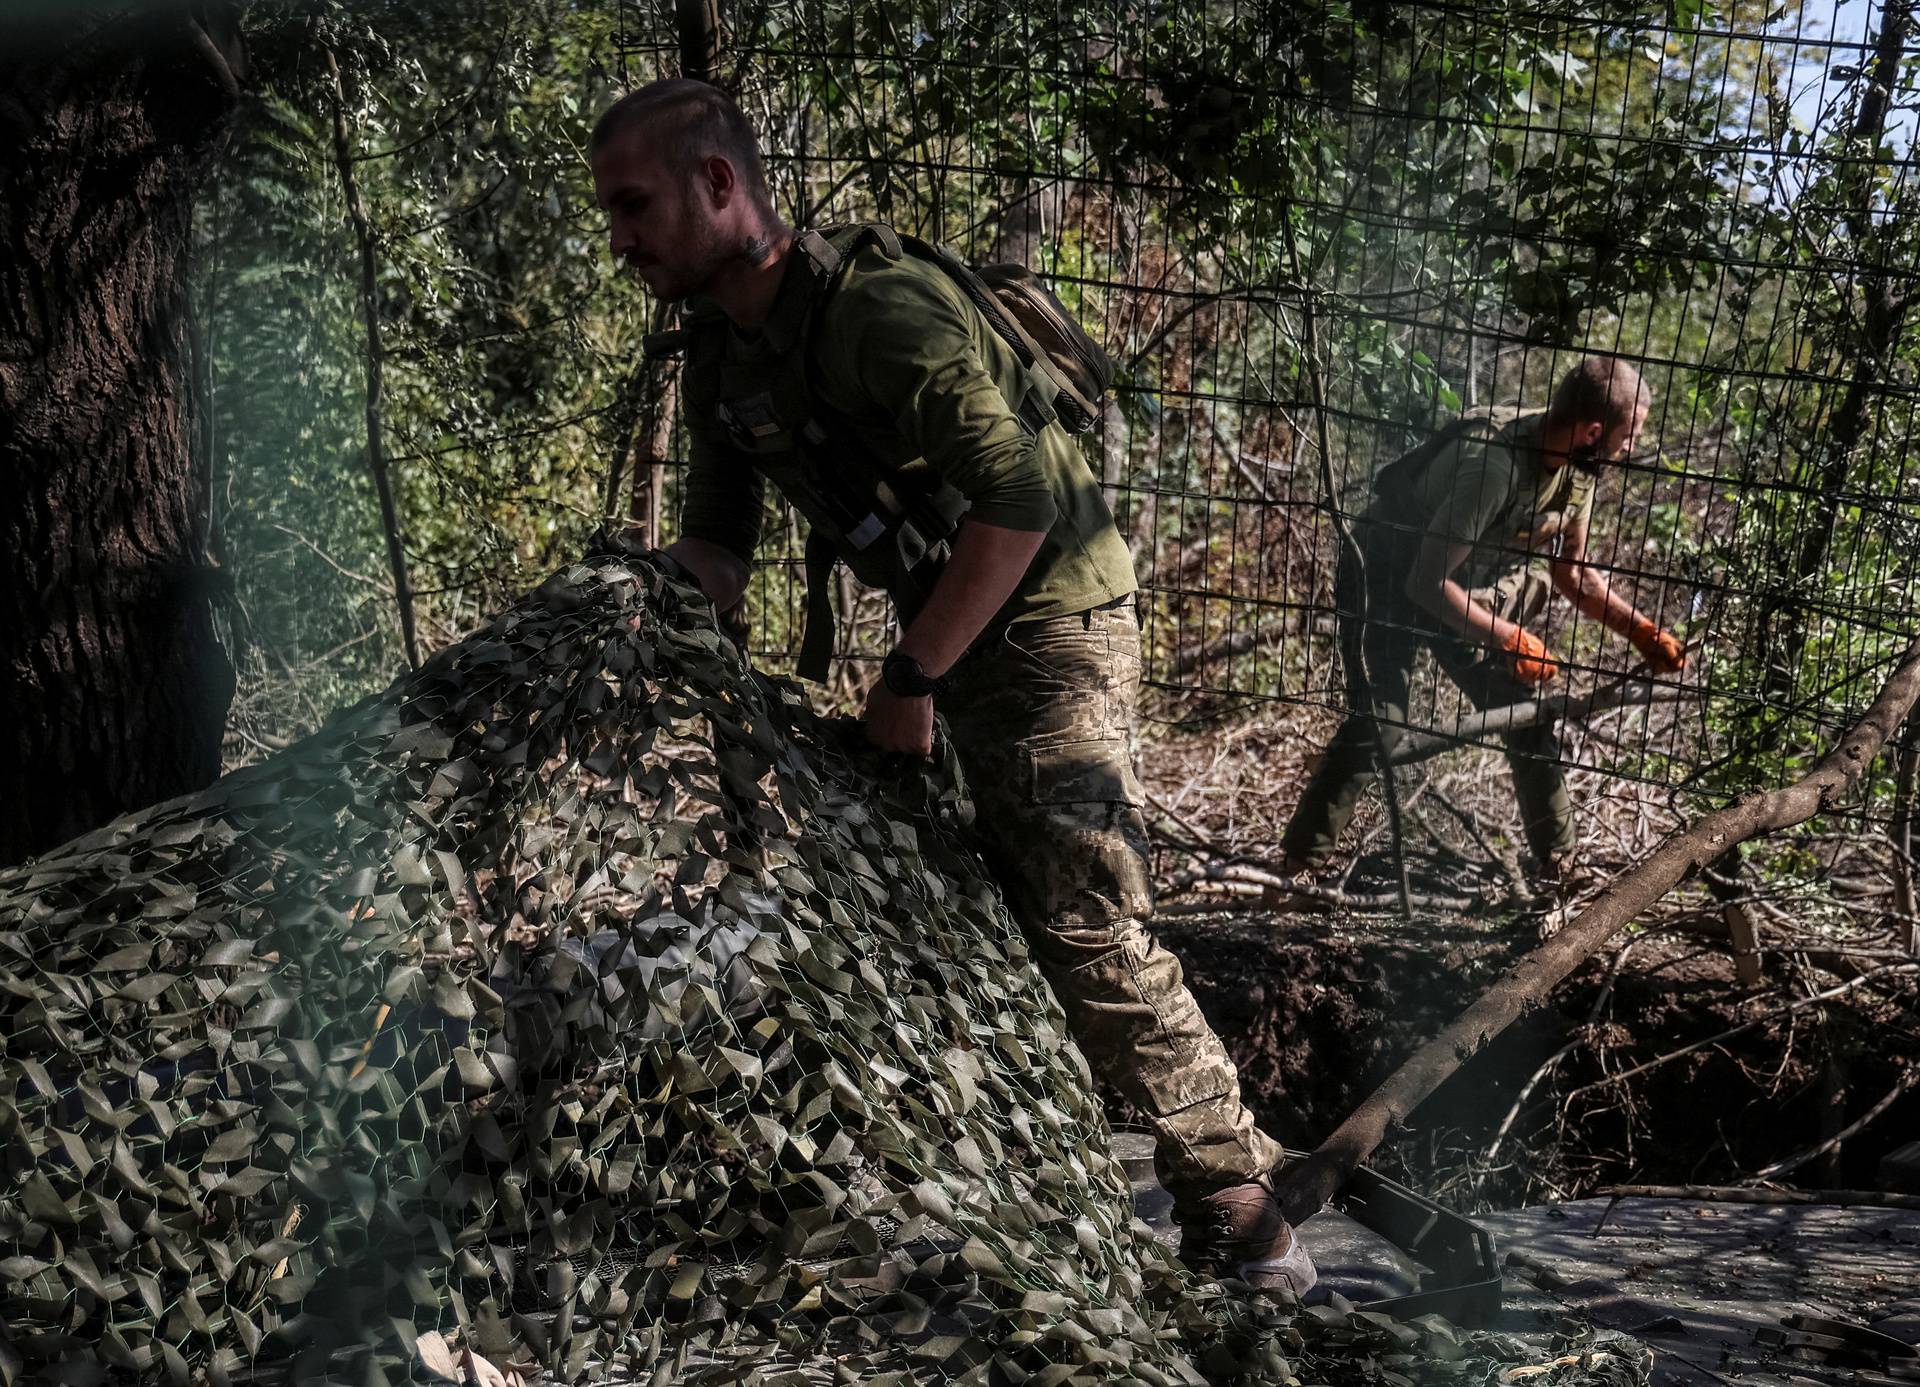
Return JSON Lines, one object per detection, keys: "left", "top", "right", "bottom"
{"left": 609, "top": 0, "right": 1920, "bottom": 827}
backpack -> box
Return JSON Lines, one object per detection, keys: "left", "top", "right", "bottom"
{"left": 919, "top": 250, "right": 1113, "bottom": 433}
{"left": 649, "top": 224, "right": 1114, "bottom": 433}
{"left": 642, "top": 224, "right": 1112, "bottom": 679}
{"left": 1370, "top": 406, "right": 1517, "bottom": 502}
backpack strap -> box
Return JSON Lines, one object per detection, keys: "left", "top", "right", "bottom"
{"left": 785, "top": 224, "right": 962, "bottom": 681}
{"left": 889, "top": 233, "right": 1063, "bottom": 434}
{"left": 1372, "top": 408, "right": 1510, "bottom": 504}
{"left": 797, "top": 529, "right": 840, "bottom": 682}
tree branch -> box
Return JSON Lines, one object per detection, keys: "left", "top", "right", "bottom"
{"left": 1753, "top": 1065, "right": 1919, "bottom": 1181}
{"left": 1385, "top": 674, "right": 1689, "bottom": 766}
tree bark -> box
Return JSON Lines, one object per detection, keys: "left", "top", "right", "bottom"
{"left": 1279, "top": 629, "right": 1920, "bottom": 1224}
{"left": 0, "top": 6, "right": 244, "bottom": 867}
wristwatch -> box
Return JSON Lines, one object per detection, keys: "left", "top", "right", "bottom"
{"left": 881, "top": 649, "right": 952, "bottom": 699}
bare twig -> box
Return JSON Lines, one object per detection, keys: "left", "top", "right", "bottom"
{"left": 1558, "top": 962, "right": 1920, "bottom": 1106}
{"left": 1478, "top": 937, "right": 1645, "bottom": 1187}
{"left": 1277, "top": 180, "right": 1412, "bottom": 919}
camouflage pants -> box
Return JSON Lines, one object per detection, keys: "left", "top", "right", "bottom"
{"left": 1281, "top": 557, "right": 1575, "bottom": 868}
{"left": 940, "top": 600, "right": 1286, "bottom": 1203}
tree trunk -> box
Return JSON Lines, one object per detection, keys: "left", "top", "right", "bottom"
{"left": 0, "top": 7, "right": 244, "bottom": 866}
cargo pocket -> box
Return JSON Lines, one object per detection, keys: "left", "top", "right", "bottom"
{"left": 1028, "top": 738, "right": 1145, "bottom": 806}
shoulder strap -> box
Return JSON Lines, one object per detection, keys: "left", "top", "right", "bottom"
{"left": 642, "top": 299, "right": 725, "bottom": 361}
{"left": 889, "top": 233, "right": 1065, "bottom": 424}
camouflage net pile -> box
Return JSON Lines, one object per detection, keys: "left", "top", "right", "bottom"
{"left": 0, "top": 535, "right": 1648, "bottom": 1385}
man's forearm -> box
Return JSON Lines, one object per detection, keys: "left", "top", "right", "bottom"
{"left": 896, "top": 519, "right": 1047, "bottom": 675}
{"left": 1551, "top": 559, "right": 1650, "bottom": 635}
{"left": 1409, "top": 576, "right": 1520, "bottom": 649}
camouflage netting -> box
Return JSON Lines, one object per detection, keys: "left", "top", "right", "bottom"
{"left": 0, "top": 535, "right": 1648, "bottom": 1386}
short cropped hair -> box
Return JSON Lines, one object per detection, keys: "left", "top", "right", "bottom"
{"left": 591, "top": 79, "right": 773, "bottom": 211}
{"left": 1548, "top": 357, "right": 1651, "bottom": 429}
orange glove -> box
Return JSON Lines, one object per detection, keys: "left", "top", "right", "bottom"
{"left": 1501, "top": 628, "right": 1559, "bottom": 685}
{"left": 1626, "top": 618, "right": 1686, "bottom": 674}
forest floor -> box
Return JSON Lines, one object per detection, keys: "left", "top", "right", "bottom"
{"left": 1150, "top": 899, "right": 1918, "bottom": 1204}
{"left": 1133, "top": 695, "right": 1920, "bottom": 1209}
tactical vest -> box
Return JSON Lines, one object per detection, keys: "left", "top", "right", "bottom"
{"left": 1370, "top": 404, "right": 1524, "bottom": 506}
{"left": 646, "top": 224, "right": 1071, "bottom": 682}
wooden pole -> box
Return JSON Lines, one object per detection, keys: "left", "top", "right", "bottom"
{"left": 1891, "top": 733, "right": 1917, "bottom": 955}
{"left": 675, "top": 0, "right": 721, "bottom": 82}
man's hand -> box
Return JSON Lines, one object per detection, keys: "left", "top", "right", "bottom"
{"left": 1501, "top": 628, "right": 1560, "bottom": 685}
{"left": 863, "top": 680, "right": 935, "bottom": 757}
{"left": 1627, "top": 619, "right": 1686, "bottom": 675}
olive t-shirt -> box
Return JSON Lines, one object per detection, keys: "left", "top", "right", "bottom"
{"left": 677, "top": 244, "right": 1137, "bottom": 625}
{"left": 1366, "top": 407, "right": 1594, "bottom": 592}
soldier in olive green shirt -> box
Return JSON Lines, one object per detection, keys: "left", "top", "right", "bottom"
{"left": 677, "top": 241, "right": 1138, "bottom": 632}
{"left": 590, "top": 79, "right": 1314, "bottom": 1293}
{"left": 1281, "top": 360, "right": 1686, "bottom": 884}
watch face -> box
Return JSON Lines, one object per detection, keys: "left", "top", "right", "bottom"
{"left": 885, "top": 652, "right": 934, "bottom": 696}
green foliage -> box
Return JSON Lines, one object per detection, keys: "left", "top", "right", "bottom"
{"left": 200, "top": 0, "right": 1919, "bottom": 819}
{"left": 206, "top": 0, "right": 646, "bottom": 739}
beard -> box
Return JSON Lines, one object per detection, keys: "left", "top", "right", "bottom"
{"left": 630, "top": 200, "right": 742, "bottom": 302}
{"left": 1568, "top": 440, "right": 1607, "bottom": 476}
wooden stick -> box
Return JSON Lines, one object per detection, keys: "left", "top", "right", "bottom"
{"left": 1893, "top": 734, "right": 1918, "bottom": 955}
{"left": 1163, "top": 859, "right": 1481, "bottom": 912}
{"left": 1595, "top": 1183, "right": 1920, "bottom": 1212}
{"left": 1754, "top": 1067, "right": 1919, "bottom": 1180}
{"left": 1385, "top": 679, "right": 1688, "bottom": 767}
{"left": 1705, "top": 855, "right": 1765, "bottom": 985}
{"left": 1278, "top": 632, "right": 1920, "bottom": 1225}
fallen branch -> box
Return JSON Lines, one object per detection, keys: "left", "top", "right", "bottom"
{"left": 1162, "top": 859, "right": 1481, "bottom": 913}
{"left": 1278, "top": 631, "right": 1920, "bottom": 1225}
{"left": 1386, "top": 677, "right": 1689, "bottom": 767}
{"left": 1595, "top": 1183, "right": 1920, "bottom": 1212}
{"left": 1753, "top": 1065, "right": 1919, "bottom": 1180}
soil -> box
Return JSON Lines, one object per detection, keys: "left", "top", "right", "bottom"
{"left": 1132, "top": 889, "right": 1920, "bottom": 1210}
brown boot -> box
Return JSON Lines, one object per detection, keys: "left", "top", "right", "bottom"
{"left": 1176, "top": 1181, "right": 1317, "bottom": 1296}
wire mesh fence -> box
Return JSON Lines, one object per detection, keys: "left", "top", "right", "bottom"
{"left": 610, "top": 0, "right": 1920, "bottom": 831}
